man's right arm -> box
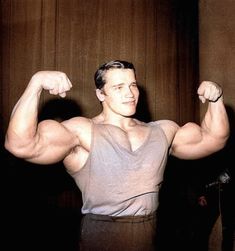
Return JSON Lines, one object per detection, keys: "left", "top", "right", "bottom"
{"left": 4, "top": 71, "right": 78, "bottom": 164}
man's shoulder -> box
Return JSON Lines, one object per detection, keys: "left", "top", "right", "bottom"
{"left": 150, "top": 120, "right": 179, "bottom": 144}
{"left": 62, "top": 116, "right": 93, "bottom": 131}
{"left": 147, "top": 119, "right": 178, "bottom": 129}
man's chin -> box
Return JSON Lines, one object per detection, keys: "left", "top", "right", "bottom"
{"left": 123, "top": 111, "right": 136, "bottom": 117}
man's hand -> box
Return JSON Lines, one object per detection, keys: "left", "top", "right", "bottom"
{"left": 197, "top": 81, "right": 223, "bottom": 103}
{"left": 30, "top": 71, "right": 73, "bottom": 98}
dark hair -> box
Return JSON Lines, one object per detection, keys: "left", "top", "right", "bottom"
{"left": 94, "top": 60, "right": 136, "bottom": 89}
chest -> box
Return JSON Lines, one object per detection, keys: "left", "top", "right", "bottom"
{"left": 101, "top": 124, "right": 151, "bottom": 152}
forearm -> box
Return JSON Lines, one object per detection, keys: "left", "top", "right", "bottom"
{"left": 5, "top": 78, "right": 43, "bottom": 152}
{"left": 201, "top": 97, "right": 230, "bottom": 144}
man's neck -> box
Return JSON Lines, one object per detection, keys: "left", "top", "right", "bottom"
{"left": 93, "top": 112, "right": 137, "bottom": 131}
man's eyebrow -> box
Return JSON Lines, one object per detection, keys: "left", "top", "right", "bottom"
{"left": 112, "top": 81, "right": 137, "bottom": 87}
{"left": 111, "top": 83, "right": 125, "bottom": 87}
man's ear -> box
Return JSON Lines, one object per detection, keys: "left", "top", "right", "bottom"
{"left": 96, "top": 89, "right": 105, "bottom": 102}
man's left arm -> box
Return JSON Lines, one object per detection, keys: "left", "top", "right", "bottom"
{"left": 171, "top": 81, "right": 230, "bottom": 159}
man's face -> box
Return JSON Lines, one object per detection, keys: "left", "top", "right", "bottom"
{"left": 101, "top": 68, "right": 139, "bottom": 117}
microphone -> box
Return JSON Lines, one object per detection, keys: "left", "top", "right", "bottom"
{"left": 205, "top": 181, "right": 220, "bottom": 189}
{"left": 205, "top": 169, "right": 231, "bottom": 189}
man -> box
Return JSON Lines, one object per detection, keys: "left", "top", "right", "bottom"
{"left": 5, "top": 60, "right": 229, "bottom": 250}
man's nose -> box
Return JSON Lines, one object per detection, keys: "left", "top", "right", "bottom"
{"left": 125, "top": 87, "right": 134, "bottom": 97}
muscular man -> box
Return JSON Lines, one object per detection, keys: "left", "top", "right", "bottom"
{"left": 5, "top": 60, "right": 229, "bottom": 250}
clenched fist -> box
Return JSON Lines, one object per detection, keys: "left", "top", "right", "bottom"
{"left": 197, "top": 81, "right": 223, "bottom": 103}
{"left": 30, "top": 71, "right": 73, "bottom": 98}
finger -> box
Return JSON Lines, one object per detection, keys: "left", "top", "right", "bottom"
{"left": 203, "top": 86, "right": 212, "bottom": 100}
{"left": 61, "top": 77, "right": 72, "bottom": 92}
{"left": 207, "top": 84, "right": 222, "bottom": 101}
{"left": 199, "top": 95, "right": 206, "bottom": 103}
{"left": 66, "top": 77, "right": 73, "bottom": 88}
{"left": 59, "top": 73, "right": 72, "bottom": 89}
{"left": 59, "top": 92, "right": 66, "bottom": 98}
{"left": 197, "top": 81, "right": 207, "bottom": 96}
{"left": 49, "top": 89, "right": 58, "bottom": 95}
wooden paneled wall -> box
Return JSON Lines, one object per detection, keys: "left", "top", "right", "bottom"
{"left": 0, "top": 0, "right": 199, "bottom": 134}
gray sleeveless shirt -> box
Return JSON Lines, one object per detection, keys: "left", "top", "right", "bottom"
{"left": 68, "top": 121, "right": 169, "bottom": 216}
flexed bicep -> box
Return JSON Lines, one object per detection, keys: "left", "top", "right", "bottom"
{"left": 5, "top": 70, "right": 74, "bottom": 163}
{"left": 170, "top": 122, "right": 225, "bottom": 160}
{"left": 25, "top": 119, "right": 79, "bottom": 164}
{"left": 171, "top": 80, "right": 229, "bottom": 160}
{"left": 171, "top": 122, "right": 205, "bottom": 159}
